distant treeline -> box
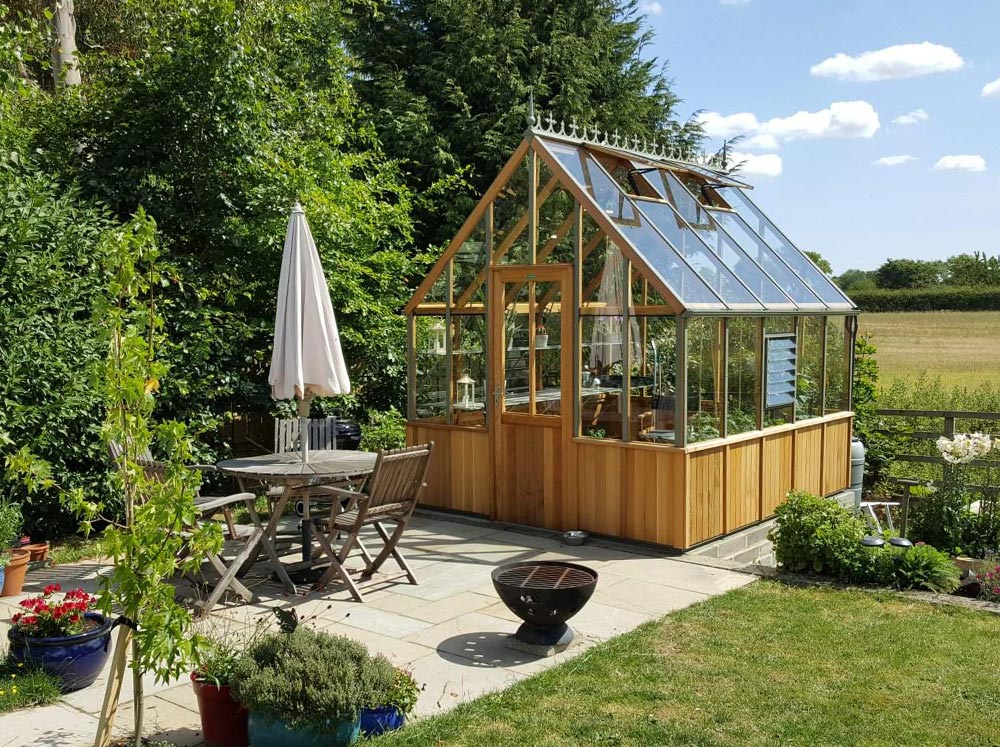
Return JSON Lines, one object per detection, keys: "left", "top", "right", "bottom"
{"left": 836, "top": 253, "right": 1000, "bottom": 311}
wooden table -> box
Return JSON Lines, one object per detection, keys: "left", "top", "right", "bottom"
{"left": 216, "top": 450, "right": 378, "bottom": 593}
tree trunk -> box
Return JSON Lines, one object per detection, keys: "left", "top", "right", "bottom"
{"left": 50, "top": 0, "right": 81, "bottom": 88}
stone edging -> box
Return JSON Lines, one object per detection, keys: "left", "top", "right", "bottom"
{"left": 741, "top": 566, "right": 1000, "bottom": 616}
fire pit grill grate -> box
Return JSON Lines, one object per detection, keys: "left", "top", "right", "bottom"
{"left": 493, "top": 564, "right": 595, "bottom": 591}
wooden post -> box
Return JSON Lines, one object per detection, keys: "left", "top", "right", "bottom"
{"left": 93, "top": 625, "right": 132, "bottom": 747}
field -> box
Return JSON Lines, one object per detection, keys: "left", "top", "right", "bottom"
{"left": 859, "top": 310, "right": 1000, "bottom": 390}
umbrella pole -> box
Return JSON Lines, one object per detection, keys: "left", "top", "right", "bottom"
{"left": 298, "top": 394, "right": 313, "bottom": 564}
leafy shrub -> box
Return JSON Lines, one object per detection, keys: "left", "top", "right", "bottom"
{"left": 851, "top": 286, "right": 1000, "bottom": 312}
{"left": 977, "top": 563, "right": 1000, "bottom": 603}
{"left": 889, "top": 545, "right": 960, "bottom": 593}
{"left": 231, "top": 629, "right": 395, "bottom": 731}
{"left": 360, "top": 408, "right": 407, "bottom": 452}
{"left": 908, "top": 483, "right": 976, "bottom": 556}
{"left": 383, "top": 667, "right": 421, "bottom": 714}
{"left": 770, "top": 491, "right": 870, "bottom": 581}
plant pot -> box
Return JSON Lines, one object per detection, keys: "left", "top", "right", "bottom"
{"left": 8, "top": 612, "right": 113, "bottom": 692}
{"left": 535, "top": 334, "right": 548, "bottom": 348}
{"left": 953, "top": 556, "right": 984, "bottom": 574}
{"left": 24, "top": 542, "right": 49, "bottom": 562}
{"left": 247, "top": 712, "right": 360, "bottom": 747}
{"left": 1, "top": 548, "right": 31, "bottom": 597}
{"left": 360, "top": 705, "right": 406, "bottom": 737}
{"left": 191, "top": 673, "right": 249, "bottom": 747}
{"left": 10, "top": 536, "right": 29, "bottom": 548}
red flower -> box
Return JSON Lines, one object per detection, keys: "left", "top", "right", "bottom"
{"left": 42, "top": 584, "right": 61, "bottom": 596}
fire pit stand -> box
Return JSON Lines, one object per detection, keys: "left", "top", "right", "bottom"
{"left": 491, "top": 560, "right": 598, "bottom": 656}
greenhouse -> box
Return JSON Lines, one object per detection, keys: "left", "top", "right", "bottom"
{"left": 404, "top": 115, "right": 859, "bottom": 550}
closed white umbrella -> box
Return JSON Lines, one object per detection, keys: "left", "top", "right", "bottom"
{"left": 268, "top": 202, "right": 350, "bottom": 462}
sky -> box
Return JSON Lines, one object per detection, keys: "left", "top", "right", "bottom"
{"left": 638, "top": 0, "right": 1000, "bottom": 274}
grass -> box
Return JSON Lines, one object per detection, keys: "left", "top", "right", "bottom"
{"left": 49, "top": 536, "right": 103, "bottom": 565}
{"left": 859, "top": 311, "right": 1000, "bottom": 390}
{"left": 380, "top": 582, "right": 1000, "bottom": 747}
{"left": 0, "top": 659, "right": 61, "bottom": 713}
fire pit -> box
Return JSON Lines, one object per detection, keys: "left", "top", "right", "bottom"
{"left": 491, "top": 560, "right": 598, "bottom": 655}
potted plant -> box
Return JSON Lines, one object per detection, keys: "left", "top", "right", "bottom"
{"left": 191, "top": 628, "right": 262, "bottom": 747}
{"left": 360, "top": 666, "right": 421, "bottom": 736}
{"left": 535, "top": 323, "right": 548, "bottom": 349}
{"left": 7, "top": 584, "right": 113, "bottom": 692}
{"left": 230, "top": 628, "right": 394, "bottom": 747}
{"left": 0, "top": 501, "right": 29, "bottom": 596}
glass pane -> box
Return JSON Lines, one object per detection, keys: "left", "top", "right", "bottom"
{"left": 631, "top": 316, "right": 677, "bottom": 444}
{"left": 636, "top": 199, "right": 766, "bottom": 308}
{"left": 534, "top": 281, "right": 562, "bottom": 415}
{"left": 493, "top": 155, "right": 530, "bottom": 265}
{"left": 415, "top": 316, "right": 448, "bottom": 421}
{"left": 631, "top": 265, "right": 672, "bottom": 309}
{"left": 824, "top": 316, "right": 851, "bottom": 413}
{"left": 537, "top": 184, "right": 576, "bottom": 265}
{"left": 797, "top": 316, "right": 824, "bottom": 420}
{"left": 581, "top": 315, "right": 624, "bottom": 439}
{"left": 450, "top": 315, "right": 487, "bottom": 426}
{"left": 501, "top": 282, "right": 531, "bottom": 413}
{"left": 686, "top": 318, "right": 724, "bottom": 443}
{"left": 418, "top": 261, "right": 449, "bottom": 306}
{"left": 453, "top": 215, "right": 488, "bottom": 309}
{"left": 763, "top": 317, "right": 795, "bottom": 426}
{"left": 582, "top": 213, "right": 628, "bottom": 310}
{"left": 715, "top": 186, "right": 853, "bottom": 306}
{"left": 727, "top": 317, "right": 760, "bottom": 435}
{"left": 711, "top": 209, "right": 823, "bottom": 306}
{"left": 542, "top": 138, "right": 722, "bottom": 308}
{"left": 656, "top": 172, "right": 794, "bottom": 307}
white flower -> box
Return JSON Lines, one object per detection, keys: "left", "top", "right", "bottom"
{"left": 936, "top": 433, "right": 993, "bottom": 464}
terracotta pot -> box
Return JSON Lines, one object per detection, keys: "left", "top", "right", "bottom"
{"left": 1, "top": 548, "right": 30, "bottom": 597}
{"left": 191, "top": 673, "right": 249, "bottom": 747}
{"left": 24, "top": 543, "right": 49, "bottom": 562}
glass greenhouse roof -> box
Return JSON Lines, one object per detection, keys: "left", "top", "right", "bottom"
{"left": 534, "top": 135, "right": 855, "bottom": 312}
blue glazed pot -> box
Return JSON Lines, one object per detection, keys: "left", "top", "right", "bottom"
{"left": 360, "top": 705, "right": 406, "bottom": 736}
{"left": 8, "top": 612, "right": 113, "bottom": 692}
{"left": 247, "top": 713, "right": 360, "bottom": 747}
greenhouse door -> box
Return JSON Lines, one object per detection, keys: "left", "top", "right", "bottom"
{"left": 490, "top": 265, "right": 572, "bottom": 529}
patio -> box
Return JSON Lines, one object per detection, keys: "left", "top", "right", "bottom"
{"left": 0, "top": 514, "right": 754, "bottom": 746}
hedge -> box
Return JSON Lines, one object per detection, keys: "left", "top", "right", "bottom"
{"left": 851, "top": 286, "right": 1000, "bottom": 312}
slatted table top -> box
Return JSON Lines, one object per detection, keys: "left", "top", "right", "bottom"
{"left": 216, "top": 450, "right": 378, "bottom": 483}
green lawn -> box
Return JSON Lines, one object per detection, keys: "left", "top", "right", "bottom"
{"left": 0, "top": 659, "right": 61, "bottom": 714}
{"left": 382, "top": 582, "right": 1000, "bottom": 747}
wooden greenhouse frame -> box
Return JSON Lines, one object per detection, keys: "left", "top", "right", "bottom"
{"left": 403, "top": 116, "right": 858, "bottom": 550}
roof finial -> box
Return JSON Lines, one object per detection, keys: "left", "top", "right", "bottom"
{"left": 527, "top": 90, "right": 536, "bottom": 128}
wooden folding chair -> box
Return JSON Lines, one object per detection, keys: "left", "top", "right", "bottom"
{"left": 137, "top": 460, "right": 264, "bottom": 618}
{"left": 314, "top": 442, "right": 433, "bottom": 601}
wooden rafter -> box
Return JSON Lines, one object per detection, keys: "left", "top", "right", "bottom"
{"left": 539, "top": 226, "right": 605, "bottom": 309}
{"left": 404, "top": 139, "right": 531, "bottom": 314}
{"left": 454, "top": 174, "right": 559, "bottom": 308}
{"left": 501, "top": 209, "right": 577, "bottom": 306}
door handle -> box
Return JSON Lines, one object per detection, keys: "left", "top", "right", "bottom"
{"left": 494, "top": 386, "right": 501, "bottom": 405}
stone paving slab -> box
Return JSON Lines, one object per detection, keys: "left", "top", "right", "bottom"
{"left": 0, "top": 515, "right": 755, "bottom": 746}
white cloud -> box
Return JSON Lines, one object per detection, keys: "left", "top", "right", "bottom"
{"left": 873, "top": 155, "right": 917, "bottom": 167}
{"left": 892, "top": 108, "right": 929, "bottom": 126}
{"left": 810, "top": 42, "right": 964, "bottom": 82}
{"left": 933, "top": 155, "right": 986, "bottom": 172}
{"left": 698, "top": 101, "right": 879, "bottom": 142}
{"left": 640, "top": 1, "right": 663, "bottom": 14}
{"left": 698, "top": 111, "right": 760, "bottom": 138}
{"left": 759, "top": 101, "right": 880, "bottom": 140}
{"left": 743, "top": 134, "right": 779, "bottom": 151}
{"left": 729, "top": 152, "right": 782, "bottom": 178}
{"left": 982, "top": 77, "right": 1000, "bottom": 98}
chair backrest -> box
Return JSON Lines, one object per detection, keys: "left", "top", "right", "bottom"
{"left": 108, "top": 439, "right": 155, "bottom": 465}
{"left": 365, "top": 442, "right": 434, "bottom": 511}
{"left": 274, "top": 417, "right": 339, "bottom": 454}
